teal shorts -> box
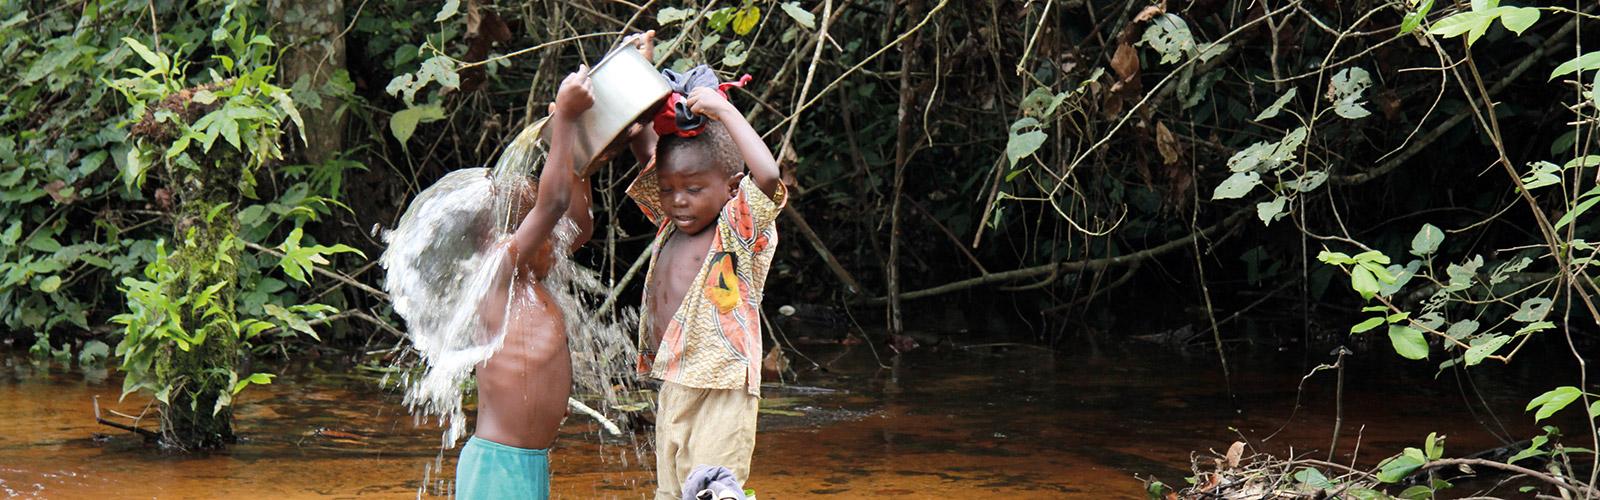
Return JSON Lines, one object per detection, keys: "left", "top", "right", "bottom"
{"left": 455, "top": 436, "right": 551, "bottom": 499}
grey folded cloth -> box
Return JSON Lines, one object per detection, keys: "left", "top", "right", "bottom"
{"left": 681, "top": 464, "right": 746, "bottom": 500}
{"left": 660, "top": 65, "right": 721, "bottom": 133}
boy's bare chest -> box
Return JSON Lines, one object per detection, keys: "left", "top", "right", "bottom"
{"left": 650, "top": 230, "right": 717, "bottom": 320}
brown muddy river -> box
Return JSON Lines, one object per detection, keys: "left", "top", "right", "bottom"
{"left": 0, "top": 339, "right": 1558, "bottom": 499}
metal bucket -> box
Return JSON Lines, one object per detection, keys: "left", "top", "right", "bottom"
{"left": 543, "top": 44, "right": 671, "bottom": 177}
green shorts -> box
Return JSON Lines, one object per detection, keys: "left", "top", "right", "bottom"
{"left": 455, "top": 436, "right": 550, "bottom": 499}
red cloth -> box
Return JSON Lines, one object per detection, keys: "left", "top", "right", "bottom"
{"left": 652, "top": 74, "right": 753, "bottom": 138}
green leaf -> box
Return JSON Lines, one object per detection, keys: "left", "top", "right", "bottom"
{"left": 1006, "top": 130, "right": 1048, "bottom": 167}
{"left": 390, "top": 104, "right": 447, "bottom": 146}
{"left": 1389, "top": 325, "right": 1429, "bottom": 360}
{"left": 1425, "top": 432, "right": 1443, "bottom": 460}
{"left": 1556, "top": 196, "right": 1600, "bottom": 229}
{"left": 121, "top": 37, "right": 164, "bottom": 71}
{"left": 779, "top": 2, "right": 815, "bottom": 29}
{"left": 1138, "top": 14, "right": 1195, "bottom": 65}
{"left": 1256, "top": 196, "right": 1287, "bottom": 226}
{"left": 1527, "top": 386, "right": 1582, "bottom": 422}
{"left": 657, "top": 7, "right": 695, "bottom": 26}
{"left": 1352, "top": 266, "right": 1380, "bottom": 300}
{"left": 1211, "top": 171, "right": 1261, "bottom": 200}
{"left": 1551, "top": 51, "right": 1600, "bottom": 81}
{"left": 1427, "top": 10, "right": 1491, "bottom": 40}
{"left": 1410, "top": 223, "right": 1444, "bottom": 256}
{"left": 731, "top": 6, "right": 760, "bottom": 36}
{"left": 38, "top": 275, "right": 62, "bottom": 293}
{"left": 722, "top": 40, "right": 750, "bottom": 67}
{"left": 1445, "top": 319, "right": 1479, "bottom": 340}
{"left": 1498, "top": 7, "right": 1539, "bottom": 36}
{"left": 1465, "top": 334, "right": 1509, "bottom": 366}
{"left": 1329, "top": 67, "right": 1373, "bottom": 120}
{"left": 1254, "top": 88, "right": 1297, "bottom": 121}
{"left": 1377, "top": 451, "right": 1425, "bottom": 483}
{"left": 1317, "top": 251, "right": 1355, "bottom": 265}
{"left": 1351, "top": 316, "right": 1386, "bottom": 334}
{"left": 1512, "top": 297, "right": 1552, "bottom": 323}
{"left": 1401, "top": 0, "right": 1436, "bottom": 34}
{"left": 435, "top": 0, "right": 460, "bottom": 22}
{"left": 1293, "top": 467, "right": 1334, "bottom": 489}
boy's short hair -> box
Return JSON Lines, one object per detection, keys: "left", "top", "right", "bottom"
{"left": 656, "top": 121, "right": 742, "bottom": 177}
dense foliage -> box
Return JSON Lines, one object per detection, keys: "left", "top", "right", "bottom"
{"left": 4, "top": 0, "right": 1600, "bottom": 493}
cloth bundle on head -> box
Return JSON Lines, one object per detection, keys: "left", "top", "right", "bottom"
{"left": 654, "top": 65, "right": 753, "bottom": 138}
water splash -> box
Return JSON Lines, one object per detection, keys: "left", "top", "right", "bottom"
{"left": 379, "top": 119, "right": 649, "bottom": 494}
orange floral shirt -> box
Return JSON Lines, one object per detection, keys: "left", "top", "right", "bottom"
{"left": 626, "top": 160, "right": 786, "bottom": 396}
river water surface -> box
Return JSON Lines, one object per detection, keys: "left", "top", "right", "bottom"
{"left": 0, "top": 336, "right": 1565, "bottom": 498}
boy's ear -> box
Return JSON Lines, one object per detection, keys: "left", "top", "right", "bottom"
{"left": 727, "top": 172, "right": 746, "bottom": 197}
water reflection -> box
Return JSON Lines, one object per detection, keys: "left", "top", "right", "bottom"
{"left": 0, "top": 337, "right": 1556, "bottom": 498}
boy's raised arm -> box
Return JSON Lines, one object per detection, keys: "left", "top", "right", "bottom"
{"left": 511, "top": 68, "right": 592, "bottom": 268}
{"left": 686, "top": 87, "right": 781, "bottom": 198}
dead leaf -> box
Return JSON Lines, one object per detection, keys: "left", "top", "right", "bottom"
{"left": 1111, "top": 42, "right": 1140, "bottom": 82}
{"left": 1155, "top": 122, "right": 1180, "bottom": 165}
{"left": 1133, "top": 2, "right": 1167, "bottom": 23}
{"left": 44, "top": 180, "right": 75, "bottom": 204}
{"left": 761, "top": 346, "right": 790, "bottom": 379}
{"left": 460, "top": 0, "right": 513, "bottom": 92}
{"left": 1225, "top": 441, "right": 1246, "bottom": 468}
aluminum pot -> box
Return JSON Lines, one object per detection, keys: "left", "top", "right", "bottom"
{"left": 543, "top": 44, "right": 671, "bottom": 177}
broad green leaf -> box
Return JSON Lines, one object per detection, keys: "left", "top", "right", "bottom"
{"left": 1317, "top": 251, "right": 1355, "bottom": 265}
{"left": 1410, "top": 223, "right": 1444, "bottom": 256}
{"left": 731, "top": 6, "right": 760, "bottom": 36}
{"left": 1254, "top": 88, "right": 1297, "bottom": 121}
{"left": 1551, "top": 51, "right": 1600, "bottom": 81}
{"left": 78, "top": 340, "right": 109, "bottom": 365}
{"left": 1563, "top": 155, "right": 1600, "bottom": 169}
{"left": 1527, "top": 386, "right": 1582, "bottom": 421}
{"left": 1498, "top": 7, "right": 1539, "bottom": 36}
{"left": 722, "top": 40, "right": 750, "bottom": 66}
{"left": 657, "top": 7, "right": 695, "bottom": 26}
{"left": 38, "top": 275, "right": 61, "bottom": 293}
{"left": 390, "top": 104, "right": 447, "bottom": 146}
{"left": 1445, "top": 319, "right": 1479, "bottom": 340}
{"left": 1509, "top": 435, "right": 1548, "bottom": 463}
{"left": 121, "top": 37, "right": 165, "bottom": 71}
{"left": 779, "top": 2, "right": 815, "bottom": 29}
{"left": 435, "top": 0, "right": 460, "bottom": 22}
{"left": 1006, "top": 130, "right": 1048, "bottom": 167}
{"left": 1351, "top": 316, "right": 1385, "bottom": 334}
{"left": 1352, "top": 266, "right": 1380, "bottom": 300}
{"left": 1512, "top": 297, "right": 1552, "bottom": 322}
{"left": 1377, "top": 451, "right": 1425, "bottom": 483}
{"left": 1555, "top": 196, "right": 1600, "bottom": 229}
{"left": 1329, "top": 67, "right": 1373, "bottom": 120}
{"left": 1427, "top": 10, "right": 1490, "bottom": 40}
{"left": 1465, "top": 334, "right": 1509, "bottom": 366}
{"left": 1138, "top": 14, "right": 1195, "bottom": 65}
{"left": 1293, "top": 467, "right": 1335, "bottom": 489}
{"left": 1286, "top": 170, "right": 1327, "bottom": 192}
{"left": 1211, "top": 171, "right": 1260, "bottom": 200}
{"left": 1256, "top": 196, "right": 1287, "bottom": 226}
{"left": 1389, "top": 325, "right": 1429, "bottom": 360}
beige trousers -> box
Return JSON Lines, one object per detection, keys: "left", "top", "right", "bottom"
{"left": 653, "top": 382, "right": 758, "bottom": 500}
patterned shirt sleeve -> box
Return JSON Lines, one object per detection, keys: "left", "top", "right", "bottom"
{"left": 725, "top": 176, "right": 787, "bottom": 244}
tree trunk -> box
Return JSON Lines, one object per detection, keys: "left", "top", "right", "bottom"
{"left": 156, "top": 157, "right": 242, "bottom": 450}
{"left": 271, "top": 0, "right": 346, "bottom": 163}
{"left": 886, "top": 0, "right": 925, "bottom": 335}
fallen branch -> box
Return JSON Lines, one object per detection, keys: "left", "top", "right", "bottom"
{"left": 1420, "top": 458, "right": 1600, "bottom": 498}
{"left": 93, "top": 396, "right": 160, "bottom": 442}
{"left": 868, "top": 209, "right": 1250, "bottom": 303}
{"left": 568, "top": 397, "right": 623, "bottom": 436}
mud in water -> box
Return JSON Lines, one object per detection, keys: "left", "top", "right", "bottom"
{"left": 0, "top": 336, "right": 1563, "bottom": 499}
